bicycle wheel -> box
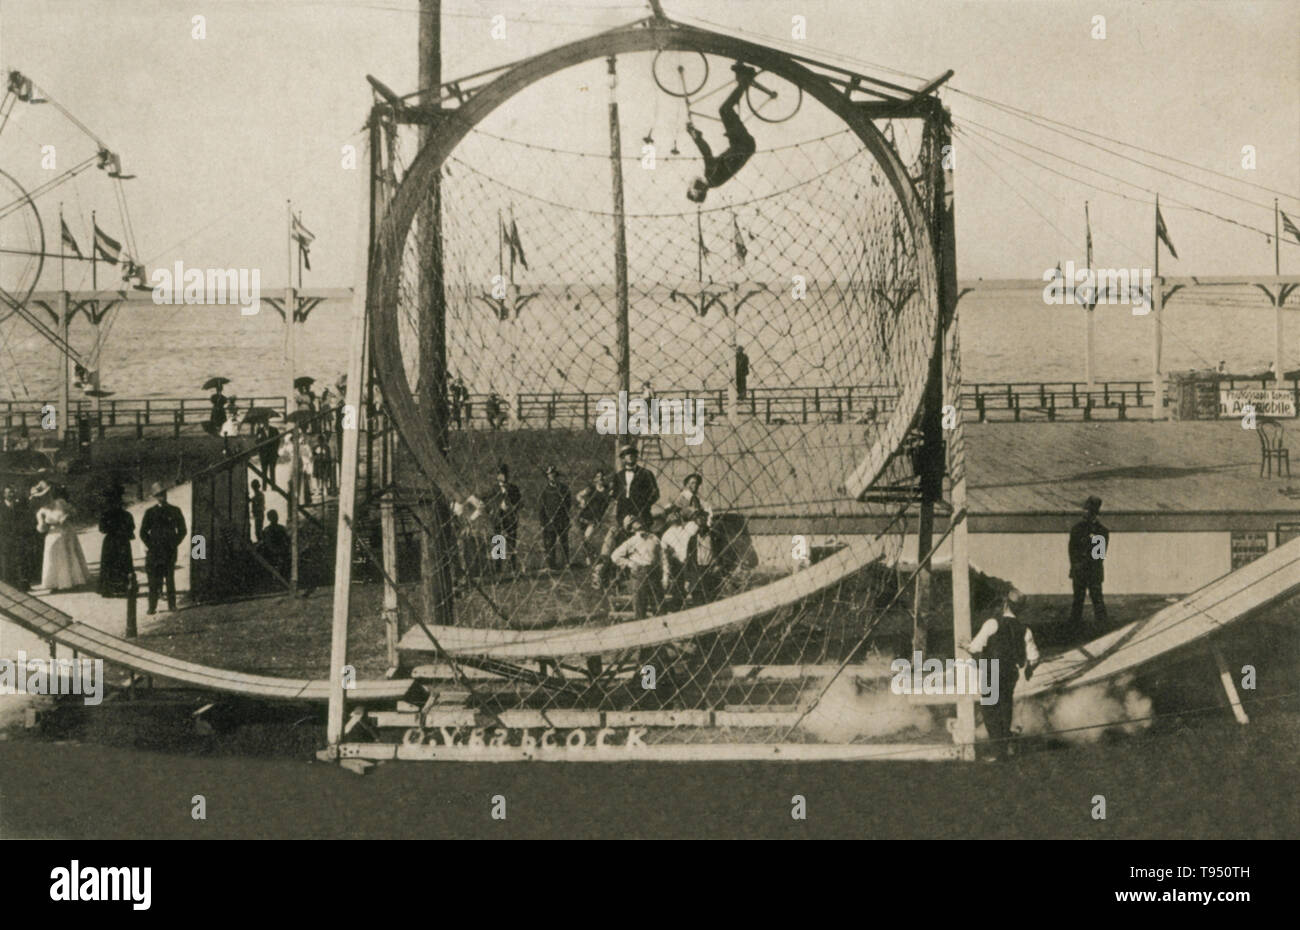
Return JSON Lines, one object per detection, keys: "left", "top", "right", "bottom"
{"left": 652, "top": 50, "right": 709, "bottom": 99}
{"left": 746, "top": 70, "right": 803, "bottom": 123}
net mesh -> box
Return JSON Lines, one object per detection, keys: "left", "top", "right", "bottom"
{"left": 369, "top": 51, "right": 961, "bottom": 748}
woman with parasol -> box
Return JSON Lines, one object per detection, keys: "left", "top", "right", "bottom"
{"left": 204, "top": 376, "right": 231, "bottom": 434}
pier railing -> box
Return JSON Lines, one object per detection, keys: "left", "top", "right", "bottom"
{"left": 0, "top": 395, "right": 288, "bottom": 441}
{"left": 2, "top": 376, "right": 1296, "bottom": 443}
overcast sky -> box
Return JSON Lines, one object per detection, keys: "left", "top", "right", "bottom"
{"left": 1, "top": 0, "right": 1296, "bottom": 289}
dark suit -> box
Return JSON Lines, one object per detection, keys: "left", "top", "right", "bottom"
{"left": 481, "top": 481, "right": 523, "bottom": 571}
{"left": 140, "top": 501, "right": 187, "bottom": 611}
{"left": 538, "top": 481, "right": 572, "bottom": 570}
{"left": 614, "top": 465, "right": 660, "bottom": 529}
{"left": 0, "top": 499, "right": 23, "bottom": 587}
{"left": 1068, "top": 517, "right": 1109, "bottom": 625}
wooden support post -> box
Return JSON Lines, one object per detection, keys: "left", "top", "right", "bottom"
{"left": 1275, "top": 199, "right": 1284, "bottom": 380}
{"left": 416, "top": 0, "right": 455, "bottom": 630}
{"left": 288, "top": 282, "right": 300, "bottom": 595}
{"left": 381, "top": 477, "right": 399, "bottom": 670}
{"left": 609, "top": 54, "right": 630, "bottom": 471}
{"left": 1151, "top": 278, "right": 1164, "bottom": 421}
{"left": 326, "top": 122, "right": 374, "bottom": 751}
{"left": 57, "top": 291, "right": 69, "bottom": 443}
{"left": 1209, "top": 642, "right": 1249, "bottom": 725}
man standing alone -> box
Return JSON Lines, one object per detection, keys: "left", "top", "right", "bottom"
{"left": 140, "top": 482, "right": 187, "bottom": 614}
{"left": 1068, "top": 495, "right": 1109, "bottom": 627}
{"left": 967, "top": 588, "right": 1039, "bottom": 761}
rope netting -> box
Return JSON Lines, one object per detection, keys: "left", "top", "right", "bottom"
{"left": 370, "top": 51, "right": 960, "bottom": 746}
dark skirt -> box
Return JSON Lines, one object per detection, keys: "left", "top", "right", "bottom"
{"left": 98, "top": 534, "right": 135, "bottom": 596}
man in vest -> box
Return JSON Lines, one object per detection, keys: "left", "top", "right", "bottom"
{"left": 1068, "top": 495, "right": 1110, "bottom": 627}
{"left": 967, "top": 588, "right": 1039, "bottom": 760}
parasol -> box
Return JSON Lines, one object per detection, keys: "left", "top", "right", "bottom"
{"left": 202, "top": 377, "right": 230, "bottom": 390}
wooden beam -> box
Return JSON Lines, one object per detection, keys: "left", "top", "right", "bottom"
{"left": 1209, "top": 642, "right": 1249, "bottom": 725}
{"left": 913, "top": 69, "right": 954, "bottom": 97}
{"left": 339, "top": 741, "right": 961, "bottom": 763}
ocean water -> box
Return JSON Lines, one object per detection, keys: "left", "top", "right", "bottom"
{"left": 0, "top": 286, "right": 1285, "bottom": 403}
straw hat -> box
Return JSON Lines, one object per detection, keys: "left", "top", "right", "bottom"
{"left": 28, "top": 480, "right": 51, "bottom": 499}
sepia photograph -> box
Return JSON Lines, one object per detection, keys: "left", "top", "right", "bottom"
{"left": 0, "top": 0, "right": 1295, "bottom": 881}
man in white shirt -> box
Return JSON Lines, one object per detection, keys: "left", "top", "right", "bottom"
{"left": 966, "top": 588, "right": 1039, "bottom": 760}
{"left": 659, "top": 507, "right": 700, "bottom": 608}
{"left": 610, "top": 515, "right": 663, "bottom": 619}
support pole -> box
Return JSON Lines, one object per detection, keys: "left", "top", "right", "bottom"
{"left": 287, "top": 286, "right": 300, "bottom": 592}
{"left": 609, "top": 55, "right": 630, "bottom": 466}
{"left": 933, "top": 106, "right": 975, "bottom": 760}
{"left": 417, "top": 0, "right": 455, "bottom": 629}
{"left": 1084, "top": 201, "right": 1095, "bottom": 394}
{"left": 912, "top": 106, "right": 948, "bottom": 655}
{"left": 1151, "top": 195, "right": 1164, "bottom": 422}
{"left": 56, "top": 290, "right": 69, "bottom": 443}
{"left": 1209, "top": 642, "right": 1249, "bottom": 725}
{"left": 1150, "top": 278, "right": 1164, "bottom": 421}
{"left": 326, "top": 118, "right": 375, "bottom": 750}
{"left": 1275, "top": 199, "right": 1284, "bottom": 380}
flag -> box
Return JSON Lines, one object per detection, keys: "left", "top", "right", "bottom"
{"left": 61, "top": 219, "right": 82, "bottom": 259}
{"left": 93, "top": 223, "right": 121, "bottom": 264}
{"left": 291, "top": 213, "right": 315, "bottom": 271}
{"left": 1155, "top": 205, "right": 1178, "bottom": 260}
{"left": 732, "top": 213, "right": 748, "bottom": 263}
{"left": 504, "top": 217, "right": 527, "bottom": 270}
{"left": 122, "top": 258, "right": 146, "bottom": 287}
{"left": 1282, "top": 210, "right": 1300, "bottom": 245}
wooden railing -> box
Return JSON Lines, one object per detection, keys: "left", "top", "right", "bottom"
{"left": 3, "top": 377, "right": 1297, "bottom": 441}
{"left": 0, "top": 396, "right": 288, "bottom": 440}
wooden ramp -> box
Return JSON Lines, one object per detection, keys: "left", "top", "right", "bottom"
{"left": 398, "top": 532, "right": 895, "bottom": 659}
{"left": 1021, "top": 534, "right": 1300, "bottom": 697}
{"left": 0, "top": 581, "right": 413, "bottom": 704}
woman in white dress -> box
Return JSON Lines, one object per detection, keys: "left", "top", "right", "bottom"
{"left": 35, "top": 486, "right": 90, "bottom": 591}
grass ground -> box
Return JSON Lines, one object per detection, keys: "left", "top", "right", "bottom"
{"left": 1, "top": 706, "right": 1295, "bottom": 838}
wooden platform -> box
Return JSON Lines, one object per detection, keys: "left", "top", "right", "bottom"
{"left": 747, "top": 419, "right": 1300, "bottom": 533}
{"left": 963, "top": 420, "right": 1298, "bottom": 531}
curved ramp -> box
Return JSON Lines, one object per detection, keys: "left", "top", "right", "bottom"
{"left": 0, "top": 581, "right": 413, "bottom": 703}
{"left": 400, "top": 533, "right": 894, "bottom": 659}
{"left": 1021, "top": 534, "right": 1300, "bottom": 698}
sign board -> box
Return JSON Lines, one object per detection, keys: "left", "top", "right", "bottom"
{"left": 1230, "top": 531, "right": 1269, "bottom": 571}
{"left": 1219, "top": 388, "right": 1296, "bottom": 419}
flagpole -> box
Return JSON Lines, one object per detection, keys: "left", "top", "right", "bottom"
{"left": 1275, "top": 199, "right": 1284, "bottom": 381}
{"left": 286, "top": 198, "right": 300, "bottom": 596}
{"left": 1084, "top": 200, "right": 1095, "bottom": 394}
{"left": 58, "top": 203, "right": 69, "bottom": 445}
{"left": 91, "top": 209, "right": 97, "bottom": 291}
{"left": 1152, "top": 195, "right": 1164, "bottom": 421}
